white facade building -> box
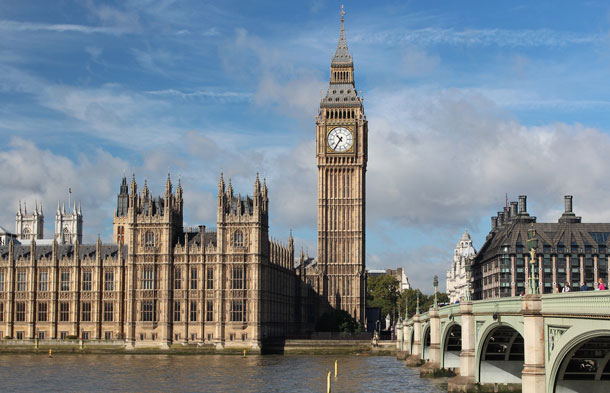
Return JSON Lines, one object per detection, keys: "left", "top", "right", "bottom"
{"left": 15, "top": 201, "right": 44, "bottom": 241}
{"left": 55, "top": 201, "right": 83, "bottom": 244}
{"left": 446, "top": 229, "right": 477, "bottom": 303}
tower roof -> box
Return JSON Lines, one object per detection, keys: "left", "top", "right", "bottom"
{"left": 332, "top": 5, "right": 352, "bottom": 66}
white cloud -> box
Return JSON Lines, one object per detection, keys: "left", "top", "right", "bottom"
{"left": 0, "top": 138, "right": 127, "bottom": 242}
{"left": 0, "top": 20, "right": 127, "bottom": 35}
{"left": 401, "top": 46, "right": 440, "bottom": 76}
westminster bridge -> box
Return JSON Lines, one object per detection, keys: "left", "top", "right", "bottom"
{"left": 397, "top": 292, "right": 610, "bottom": 393}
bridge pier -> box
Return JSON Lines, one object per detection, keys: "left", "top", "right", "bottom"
{"left": 420, "top": 308, "right": 441, "bottom": 376}
{"left": 448, "top": 301, "right": 476, "bottom": 392}
{"left": 521, "top": 294, "right": 545, "bottom": 393}
{"left": 406, "top": 313, "right": 422, "bottom": 366}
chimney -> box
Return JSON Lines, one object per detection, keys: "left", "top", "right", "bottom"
{"left": 559, "top": 195, "right": 581, "bottom": 224}
{"left": 518, "top": 195, "right": 527, "bottom": 215}
{"left": 510, "top": 202, "right": 518, "bottom": 218}
{"left": 564, "top": 195, "right": 573, "bottom": 214}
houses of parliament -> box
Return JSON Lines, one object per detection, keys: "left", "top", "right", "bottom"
{"left": 0, "top": 11, "right": 368, "bottom": 349}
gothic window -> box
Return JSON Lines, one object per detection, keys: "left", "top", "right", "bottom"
{"left": 17, "top": 271, "right": 26, "bottom": 292}
{"left": 174, "top": 268, "right": 182, "bottom": 290}
{"left": 230, "top": 300, "right": 245, "bottom": 322}
{"left": 234, "top": 230, "right": 244, "bottom": 248}
{"left": 38, "top": 302, "right": 47, "bottom": 322}
{"left": 206, "top": 301, "right": 213, "bottom": 322}
{"left": 104, "top": 271, "right": 114, "bottom": 291}
{"left": 117, "top": 226, "right": 124, "bottom": 244}
{"left": 190, "top": 267, "right": 198, "bottom": 290}
{"left": 145, "top": 231, "right": 155, "bottom": 247}
{"left": 22, "top": 227, "right": 30, "bottom": 240}
{"left": 15, "top": 302, "right": 26, "bottom": 322}
{"left": 61, "top": 272, "right": 70, "bottom": 291}
{"left": 174, "top": 301, "right": 181, "bottom": 322}
{"left": 82, "top": 271, "right": 92, "bottom": 291}
{"left": 190, "top": 301, "right": 197, "bottom": 322}
{"left": 231, "top": 267, "right": 244, "bottom": 290}
{"left": 39, "top": 271, "right": 48, "bottom": 292}
{"left": 142, "top": 268, "right": 154, "bottom": 290}
{"left": 60, "top": 302, "right": 69, "bottom": 322}
{"left": 81, "top": 302, "right": 91, "bottom": 322}
{"left": 206, "top": 267, "right": 214, "bottom": 289}
{"left": 103, "top": 302, "right": 113, "bottom": 322}
{"left": 141, "top": 300, "right": 154, "bottom": 322}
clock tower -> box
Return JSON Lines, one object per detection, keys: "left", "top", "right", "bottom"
{"left": 316, "top": 7, "right": 367, "bottom": 324}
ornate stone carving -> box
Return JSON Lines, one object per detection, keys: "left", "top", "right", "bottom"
{"left": 548, "top": 326, "right": 569, "bottom": 359}
{"left": 476, "top": 320, "right": 485, "bottom": 339}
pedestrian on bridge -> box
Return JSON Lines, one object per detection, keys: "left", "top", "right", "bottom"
{"left": 597, "top": 277, "right": 606, "bottom": 290}
{"left": 580, "top": 282, "right": 589, "bottom": 291}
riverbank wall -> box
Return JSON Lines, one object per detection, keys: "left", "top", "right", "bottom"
{"left": 0, "top": 339, "right": 397, "bottom": 355}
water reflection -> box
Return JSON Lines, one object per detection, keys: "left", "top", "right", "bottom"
{"left": 0, "top": 354, "right": 447, "bottom": 392}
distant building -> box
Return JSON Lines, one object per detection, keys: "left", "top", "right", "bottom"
{"left": 15, "top": 199, "right": 83, "bottom": 245}
{"left": 472, "top": 195, "right": 610, "bottom": 299}
{"left": 0, "top": 227, "right": 17, "bottom": 246}
{"left": 368, "top": 268, "right": 411, "bottom": 291}
{"left": 446, "top": 230, "right": 477, "bottom": 303}
{"left": 15, "top": 201, "right": 44, "bottom": 241}
{"left": 54, "top": 201, "right": 83, "bottom": 245}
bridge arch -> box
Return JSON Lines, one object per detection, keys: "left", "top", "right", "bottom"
{"left": 441, "top": 322, "right": 462, "bottom": 369}
{"left": 476, "top": 322, "right": 524, "bottom": 385}
{"left": 550, "top": 329, "right": 610, "bottom": 393}
{"left": 421, "top": 322, "right": 431, "bottom": 361}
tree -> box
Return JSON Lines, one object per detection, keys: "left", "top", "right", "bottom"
{"left": 316, "top": 309, "right": 361, "bottom": 333}
{"left": 367, "top": 274, "right": 401, "bottom": 320}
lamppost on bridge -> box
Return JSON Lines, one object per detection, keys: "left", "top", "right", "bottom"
{"left": 465, "top": 256, "right": 472, "bottom": 301}
{"left": 527, "top": 225, "right": 539, "bottom": 295}
{"left": 433, "top": 275, "right": 439, "bottom": 309}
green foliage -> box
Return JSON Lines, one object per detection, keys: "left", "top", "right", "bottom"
{"left": 316, "top": 309, "right": 361, "bottom": 333}
{"left": 367, "top": 274, "right": 401, "bottom": 319}
{"left": 398, "top": 288, "right": 451, "bottom": 320}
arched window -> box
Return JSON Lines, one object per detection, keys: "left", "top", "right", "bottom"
{"left": 234, "top": 230, "right": 244, "bottom": 248}
{"left": 145, "top": 231, "right": 155, "bottom": 247}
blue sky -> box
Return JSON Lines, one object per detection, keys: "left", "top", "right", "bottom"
{"left": 2, "top": 1, "right": 610, "bottom": 292}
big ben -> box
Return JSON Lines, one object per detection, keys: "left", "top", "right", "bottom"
{"left": 316, "top": 7, "right": 367, "bottom": 324}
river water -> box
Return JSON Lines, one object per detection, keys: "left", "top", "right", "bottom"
{"left": 0, "top": 354, "right": 448, "bottom": 392}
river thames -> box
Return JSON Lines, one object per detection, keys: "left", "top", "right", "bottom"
{"left": 0, "top": 354, "right": 447, "bottom": 392}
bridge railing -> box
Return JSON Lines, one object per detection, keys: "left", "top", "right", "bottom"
{"left": 541, "top": 290, "right": 610, "bottom": 316}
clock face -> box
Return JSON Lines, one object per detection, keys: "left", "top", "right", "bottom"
{"left": 328, "top": 127, "right": 353, "bottom": 153}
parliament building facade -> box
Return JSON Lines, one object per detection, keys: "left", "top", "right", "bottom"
{"left": 0, "top": 12, "right": 368, "bottom": 348}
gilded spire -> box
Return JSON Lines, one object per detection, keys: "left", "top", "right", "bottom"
{"left": 332, "top": 5, "right": 352, "bottom": 65}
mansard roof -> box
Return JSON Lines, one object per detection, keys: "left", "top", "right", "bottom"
{"left": 183, "top": 230, "right": 217, "bottom": 249}
{"left": 0, "top": 244, "right": 125, "bottom": 260}
{"left": 474, "top": 219, "right": 610, "bottom": 265}
{"left": 320, "top": 83, "right": 362, "bottom": 108}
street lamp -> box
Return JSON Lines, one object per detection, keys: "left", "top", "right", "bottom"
{"left": 527, "top": 225, "right": 539, "bottom": 295}
{"left": 433, "top": 275, "right": 439, "bottom": 309}
{"left": 465, "top": 257, "right": 472, "bottom": 301}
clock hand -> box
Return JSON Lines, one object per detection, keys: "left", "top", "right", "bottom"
{"left": 333, "top": 136, "right": 343, "bottom": 150}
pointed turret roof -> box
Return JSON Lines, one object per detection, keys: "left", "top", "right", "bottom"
{"left": 332, "top": 5, "right": 352, "bottom": 65}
